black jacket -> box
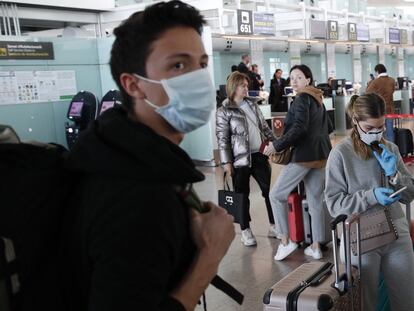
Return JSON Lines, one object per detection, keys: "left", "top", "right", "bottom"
{"left": 268, "top": 78, "right": 287, "bottom": 112}
{"left": 237, "top": 62, "right": 249, "bottom": 75}
{"left": 273, "top": 92, "right": 332, "bottom": 162}
{"left": 61, "top": 106, "right": 204, "bottom": 311}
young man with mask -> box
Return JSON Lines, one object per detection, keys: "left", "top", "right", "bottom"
{"left": 61, "top": 2, "right": 235, "bottom": 310}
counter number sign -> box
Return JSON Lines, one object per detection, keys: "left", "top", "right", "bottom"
{"left": 237, "top": 10, "right": 253, "bottom": 35}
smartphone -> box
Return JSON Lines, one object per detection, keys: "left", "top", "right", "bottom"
{"left": 370, "top": 141, "right": 382, "bottom": 154}
{"left": 389, "top": 186, "right": 407, "bottom": 198}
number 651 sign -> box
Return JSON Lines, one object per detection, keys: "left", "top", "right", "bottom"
{"left": 237, "top": 10, "right": 253, "bottom": 35}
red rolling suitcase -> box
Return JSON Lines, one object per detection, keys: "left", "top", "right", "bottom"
{"left": 288, "top": 193, "right": 304, "bottom": 243}
{"left": 263, "top": 214, "right": 362, "bottom": 311}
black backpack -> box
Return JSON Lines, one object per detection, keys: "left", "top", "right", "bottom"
{"left": 0, "top": 141, "right": 71, "bottom": 311}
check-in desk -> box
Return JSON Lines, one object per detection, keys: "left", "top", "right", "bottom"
{"left": 332, "top": 95, "right": 354, "bottom": 135}
{"left": 393, "top": 89, "right": 412, "bottom": 114}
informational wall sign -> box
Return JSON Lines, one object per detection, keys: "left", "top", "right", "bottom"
{"left": 309, "top": 19, "right": 326, "bottom": 39}
{"left": 400, "top": 29, "right": 408, "bottom": 45}
{"left": 237, "top": 9, "right": 253, "bottom": 35}
{"left": 348, "top": 23, "right": 357, "bottom": 41}
{"left": 327, "top": 20, "right": 338, "bottom": 40}
{"left": 356, "top": 24, "right": 370, "bottom": 42}
{"left": 389, "top": 28, "right": 400, "bottom": 44}
{"left": 0, "top": 70, "right": 77, "bottom": 105}
{"left": 253, "top": 12, "right": 274, "bottom": 35}
{"left": 0, "top": 41, "right": 54, "bottom": 60}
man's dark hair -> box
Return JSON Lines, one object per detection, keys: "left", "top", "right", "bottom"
{"left": 290, "top": 64, "right": 314, "bottom": 85}
{"left": 231, "top": 65, "right": 238, "bottom": 72}
{"left": 374, "top": 64, "right": 387, "bottom": 74}
{"left": 110, "top": 1, "right": 206, "bottom": 111}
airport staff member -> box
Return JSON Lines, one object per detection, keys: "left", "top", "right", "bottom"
{"left": 366, "top": 64, "right": 396, "bottom": 114}
{"left": 268, "top": 69, "right": 288, "bottom": 112}
{"left": 62, "top": 1, "right": 235, "bottom": 310}
{"left": 237, "top": 53, "right": 250, "bottom": 75}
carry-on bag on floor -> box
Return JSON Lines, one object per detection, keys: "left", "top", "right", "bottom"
{"left": 288, "top": 192, "right": 305, "bottom": 243}
{"left": 263, "top": 214, "right": 362, "bottom": 311}
{"left": 395, "top": 128, "right": 414, "bottom": 156}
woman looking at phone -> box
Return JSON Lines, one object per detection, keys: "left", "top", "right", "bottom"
{"left": 325, "top": 94, "right": 414, "bottom": 311}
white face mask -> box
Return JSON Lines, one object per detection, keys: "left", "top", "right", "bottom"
{"left": 356, "top": 121, "right": 383, "bottom": 146}
{"left": 134, "top": 68, "right": 215, "bottom": 133}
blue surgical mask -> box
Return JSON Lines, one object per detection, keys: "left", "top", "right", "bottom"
{"left": 134, "top": 68, "right": 215, "bottom": 133}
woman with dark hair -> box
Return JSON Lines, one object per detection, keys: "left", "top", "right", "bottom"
{"left": 268, "top": 69, "right": 287, "bottom": 112}
{"left": 264, "top": 64, "right": 332, "bottom": 260}
{"left": 325, "top": 93, "right": 414, "bottom": 311}
{"left": 216, "top": 71, "right": 277, "bottom": 246}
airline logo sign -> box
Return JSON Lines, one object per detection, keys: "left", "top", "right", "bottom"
{"left": 237, "top": 9, "right": 253, "bottom": 35}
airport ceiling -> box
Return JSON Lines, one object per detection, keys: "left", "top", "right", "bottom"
{"left": 367, "top": 0, "right": 414, "bottom": 6}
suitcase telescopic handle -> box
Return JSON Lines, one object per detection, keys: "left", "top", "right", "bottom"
{"left": 331, "top": 215, "right": 347, "bottom": 294}
{"left": 345, "top": 214, "right": 362, "bottom": 311}
{"left": 331, "top": 214, "right": 362, "bottom": 311}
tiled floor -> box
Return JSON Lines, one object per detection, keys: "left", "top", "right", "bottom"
{"left": 193, "top": 134, "right": 414, "bottom": 311}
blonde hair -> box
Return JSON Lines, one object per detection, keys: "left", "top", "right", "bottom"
{"left": 226, "top": 72, "right": 250, "bottom": 102}
{"left": 346, "top": 93, "right": 386, "bottom": 160}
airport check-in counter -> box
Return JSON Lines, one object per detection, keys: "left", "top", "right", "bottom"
{"left": 393, "top": 89, "right": 412, "bottom": 114}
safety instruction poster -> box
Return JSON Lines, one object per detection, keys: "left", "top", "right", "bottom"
{"left": 0, "top": 70, "right": 77, "bottom": 105}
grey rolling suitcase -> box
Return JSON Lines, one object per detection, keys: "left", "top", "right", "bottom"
{"left": 263, "top": 214, "right": 362, "bottom": 311}
{"left": 302, "top": 200, "right": 332, "bottom": 246}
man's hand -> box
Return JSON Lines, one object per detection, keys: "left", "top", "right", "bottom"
{"left": 190, "top": 203, "right": 235, "bottom": 263}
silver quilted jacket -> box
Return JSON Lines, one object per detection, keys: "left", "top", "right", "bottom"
{"left": 216, "top": 98, "right": 274, "bottom": 168}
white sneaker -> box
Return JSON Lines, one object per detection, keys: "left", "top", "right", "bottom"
{"left": 304, "top": 246, "right": 323, "bottom": 260}
{"left": 274, "top": 240, "right": 298, "bottom": 261}
{"left": 241, "top": 229, "right": 257, "bottom": 246}
{"left": 267, "top": 225, "right": 283, "bottom": 239}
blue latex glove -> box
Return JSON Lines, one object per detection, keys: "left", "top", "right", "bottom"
{"left": 373, "top": 144, "right": 397, "bottom": 177}
{"left": 374, "top": 187, "right": 400, "bottom": 206}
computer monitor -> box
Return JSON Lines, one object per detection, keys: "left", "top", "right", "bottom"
{"left": 284, "top": 87, "right": 294, "bottom": 95}
{"left": 345, "top": 81, "right": 353, "bottom": 90}
{"left": 68, "top": 102, "right": 84, "bottom": 118}
{"left": 100, "top": 101, "right": 115, "bottom": 115}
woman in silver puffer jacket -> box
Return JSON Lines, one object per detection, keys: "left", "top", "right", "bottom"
{"left": 216, "top": 71, "right": 276, "bottom": 246}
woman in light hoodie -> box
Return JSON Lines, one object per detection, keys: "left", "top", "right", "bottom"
{"left": 264, "top": 64, "right": 332, "bottom": 261}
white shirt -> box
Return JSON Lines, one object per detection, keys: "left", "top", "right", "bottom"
{"left": 378, "top": 73, "right": 388, "bottom": 78}
{"left": 240, "top": 100, "right": 262, "bottom": 153}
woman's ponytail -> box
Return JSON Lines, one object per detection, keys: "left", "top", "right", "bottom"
{"left": 347, "top": 95, "right": 359, "bottom": 119}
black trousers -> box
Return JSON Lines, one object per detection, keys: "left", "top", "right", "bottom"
{"left": 232, "top": 152, "right": 274, "bottom": 230}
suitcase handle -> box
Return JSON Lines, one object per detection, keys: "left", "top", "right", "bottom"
{"left": 331, "top": 214, "right": 362, "bottom": 311}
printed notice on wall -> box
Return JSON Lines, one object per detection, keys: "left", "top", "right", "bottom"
{"left": 0, "top": 70, "right": 77, "bottom": 105}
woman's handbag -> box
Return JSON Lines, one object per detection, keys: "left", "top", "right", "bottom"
{"left": 259, "top": 140, "right": 293, "bottom": 165}
{"left": 270, "top": 147, "right": 293, "bottom": 165}
{"left": 349, "top": 172, "right": 398, "bottom": 255}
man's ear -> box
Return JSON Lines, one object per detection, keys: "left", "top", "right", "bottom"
{"left": 119, "top": 73, "right": 146, "bottom": 100}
